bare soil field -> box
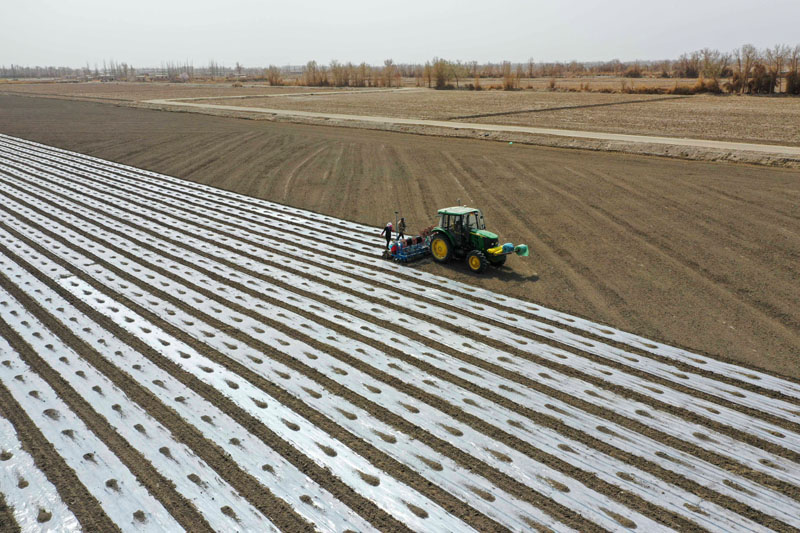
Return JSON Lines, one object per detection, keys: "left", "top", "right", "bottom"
{"left": 199, "top": 90, "right": 674, "bottom": 120}
{"left": 1, "top": 95, "right": 798, "bottom": 382}
{"left": 2, "top": 134, "right": 800, "bottom": 531}
{"left": 200, "top": 90, "right": 800, "bottom": 146}
{"left": 4, "top": 81, "right": 800, "bottom": 147}
{"left": 0, "top": 80, "right": 358, "bottom": 102}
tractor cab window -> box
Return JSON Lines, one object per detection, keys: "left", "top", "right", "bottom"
{"left": 465, "top": 212, "right": 482, "bottom": 231}
{"left": 441, "top": 214, "right": 455, "bottom": 229}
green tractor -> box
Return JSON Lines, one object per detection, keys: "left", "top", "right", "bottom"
{"left": 429, "top": 206, "right": 529, "bottom": 273}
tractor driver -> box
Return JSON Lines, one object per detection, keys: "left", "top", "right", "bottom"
{"left": 454, "top": 216, "right": 467, "bottom": 244}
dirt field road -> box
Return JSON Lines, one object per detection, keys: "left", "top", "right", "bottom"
{"left": 145, "top": 97, "right": 800, "bottom": 157}
{"left": 1, "top": 95, "right": 799, "bottom": 381}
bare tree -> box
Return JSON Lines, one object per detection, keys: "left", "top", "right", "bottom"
{"left": 266, "top": 65, "right": 282, "bottom": 86}
{"left": 450, "top": 60, "right": 465, "bottom": 88}
{"left": 501, "top": 61, "right": 514, "bottom": 90}
{"left": 740, "top": 44, "right": 758, "bottom": 94}
{"left": 676, "top": 52, "right": 701, "bottom": 77}
{"left": 431, "top": 58, "right": 451, "bottom": 89}
{"left": 382, "top": 59, "right": 396, "bottom": 87}
{"left": 765, "top": 44, "right": 789, "bottom": 93}
{"left": 788, "top": 45, "right": 800, "bottom": 94}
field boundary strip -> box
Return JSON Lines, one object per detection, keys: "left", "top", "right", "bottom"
{"left": 135, "top": 98, "right": 800, "bottom": 157}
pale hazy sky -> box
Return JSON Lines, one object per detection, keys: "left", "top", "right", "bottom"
{"left": 2, "top": 0, "right": 799, "bottom": 67}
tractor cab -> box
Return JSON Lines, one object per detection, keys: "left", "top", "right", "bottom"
{"left": 436, "top": 206, "right": 498, "bottom": 251}
{"left": 439, "top": 207, "right": 486, "bottom": 246}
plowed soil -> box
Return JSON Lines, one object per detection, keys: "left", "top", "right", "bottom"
{"left": 197, "top": 90, "right": 800, "bottom": 146}
{"left": 1, "top": 95, "right": 799, "bottom": 380}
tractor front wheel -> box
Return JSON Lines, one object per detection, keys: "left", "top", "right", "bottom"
{"left": 466, "top": 250, "right": 488, "bottom": 273}
{"left": 490, "top": 255, "right": 506, "bottom": 267}
{"left": 430, "top": 234, "right": 452, "bottom": 263}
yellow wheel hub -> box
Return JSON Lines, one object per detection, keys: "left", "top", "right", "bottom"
{"left": 431, "top": 239, "right": 448, "bottom": 260}
{"left": 468, "top": 255, "right": 481, "bottom": 270}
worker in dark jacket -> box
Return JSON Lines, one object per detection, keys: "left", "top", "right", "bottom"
{"left": 398, "top": 217, "right": 406, "bottom": 240}
{"left": 380, "top": 222, "right": 393, "bottom": 249}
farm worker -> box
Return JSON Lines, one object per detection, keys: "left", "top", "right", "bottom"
{"left": 398, "top": 217, "right": 406, "bottom": 240}
{"left": 380, "top": 222, "right": 393, "bottom": 249}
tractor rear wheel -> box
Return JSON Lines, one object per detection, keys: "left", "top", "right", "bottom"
{"left": 430, "top": 234, "right": 452, "bottom": 263}
{"left": 466, "top": 250, "right": 488, "bottom": 273}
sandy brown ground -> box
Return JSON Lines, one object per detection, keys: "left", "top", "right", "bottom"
{"left": 200, "top": 90, "right": 800, "bottom": 147}
{"left": 1, "top": 95, "right": 799, "bottom": 380}
{"left": 0, "top": 81, "right": 362, "bottom": 102}
{"left": 5, "top": 81, "right": 800, "bottom": 147}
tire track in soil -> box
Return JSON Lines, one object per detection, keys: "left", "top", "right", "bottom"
{"left": 0, "top": 492, "right": 20, "bottom": 533}
{"left": 0, "top": 180, "right": 736, "bottom": 529}
{"left": 6, "top": 160, "right": 800, "bottom": 466}
{"left": 0, "top": 222, "right": 470, "bottom": 533}
{"left": 549, "top": 163, "right": 800, "bottom": 336}
{"left": 179, "top": 131, "right": 261, "bottom": 181}
{"left": 561, "top": 165, "right": 800, "bottom": 311}
{"left": 281, "top": 144, "right": 330, "bottom": 203}
{"left": 314, "top": 142, "right": 346, "bottom": 212}
{"left": 390, "top": 145, "right": 437, "bottom": 222}
{"left": 443, "top": 151, "right": 620, "bottom": 323}
{"left": 4, "top": 154, "right": 799, "bottom": 428}
{"left": 190, "top": 132, "right": 298, "bottom": 200}
{"left": 0, "top": 274, "right": 222, "bottom": 531}
{"left": 498, "top": 158, "right": 800, "bottom": 399}
{"left": 0, "top": 181, "right": 624, "bottom": 532}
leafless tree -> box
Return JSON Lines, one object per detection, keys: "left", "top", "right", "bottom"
{"left": 740, "top": 44, "right": 758, "bottom": 94}
{"left": 266, "top": 65, "right": 282, "bottom": 86}
{"left": 382, "top": 59, "right": 396, "bottom": 87}
{"left": 431, "top": 58, "right": 451, "bottom": 89}
{"left": 765, "top": 44, "right": 789, "bottom": 93}
{"left": 501, "top": 61, "right": 514, "bottom": 90}
{"left": 787, "top": 45, "right": 800, "bottom": 94}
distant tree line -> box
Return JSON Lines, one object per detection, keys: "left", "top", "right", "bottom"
{"left": 3, "top": 43, "right": 798, "bottom": 95}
